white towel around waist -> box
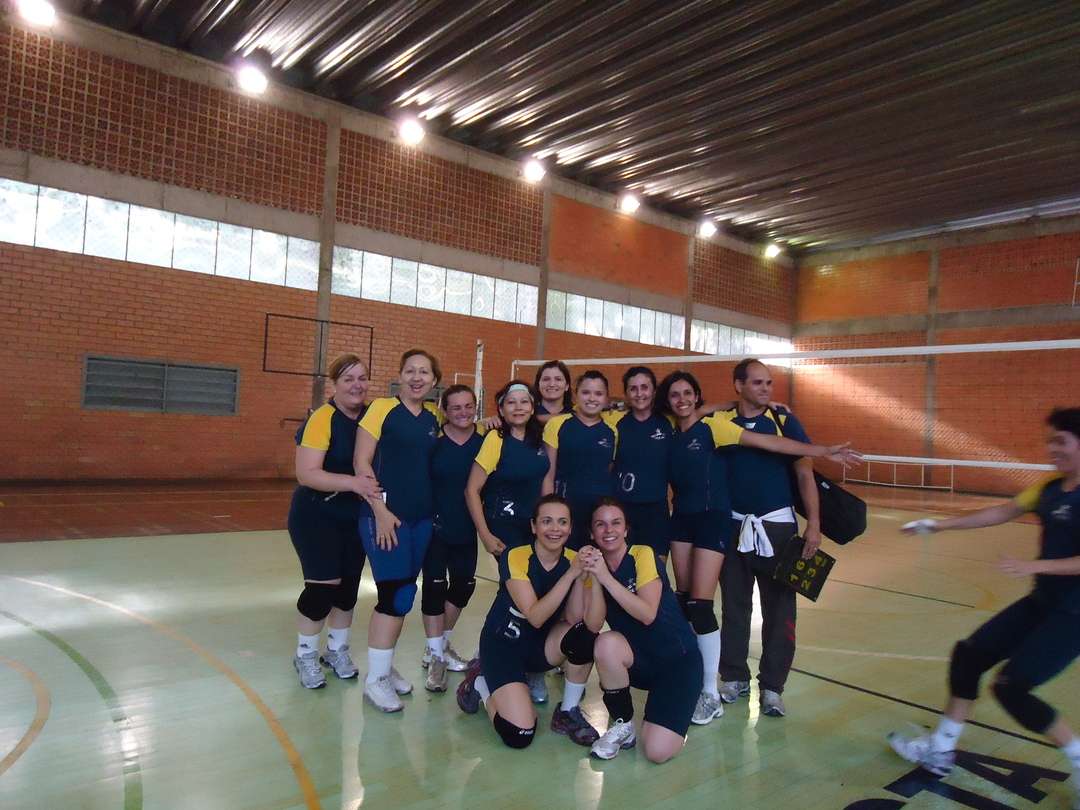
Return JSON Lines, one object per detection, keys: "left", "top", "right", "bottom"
{"left": 732, "top": 506, "right": 797, "bottom": 557}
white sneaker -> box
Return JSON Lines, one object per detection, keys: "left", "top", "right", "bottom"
{"left": 389, "top": 666, "right": 412, "bottom": 695}
{"left": 444, "top": 642, "right": 469, "bottom": 672}
{"left": 719, "top": 679, "right": 750, "bottom": 703}
{"left": 886, "top": 730, "right": 955, "bottom": 776}
{"left": 320, "top": 645, "right": 359, "bottom": 679}
{"left": 364, "top": 675, "right": 404, "bottom": 713}
{"left": 293, "top": 651, "right": 326, "bottom": 689}
{"left": 760, "top": 689, "right": 786, "bottom": 717}
{"left": 425, "top": 656, "right": 449, "bottom": 692}
{"left": 691, "top": 691, "right": 724, "bottom": 725}
{"left": 527, "top": 671, "right": 549, "bottom": 704}
{"left": 590, "top": 719, "right": 637, "bottom": 760}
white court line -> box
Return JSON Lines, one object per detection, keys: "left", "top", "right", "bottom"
{"left": 800, "top": 644, "right": 948, "bottom": 662}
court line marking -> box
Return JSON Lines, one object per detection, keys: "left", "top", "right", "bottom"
{"left": 3, "top": 576, "right": 321, "bottom": 810}
{"left": 799, "top": 644, "right": 948, "bottom": 662}
{"left": 830, "top": 578, "right": 977, "bottom": 608}
{"left": 0, "top": 656, "right": 51, "bottom": 777}
{"left": 0, "top": 609, "right": 141, "bottom": 809}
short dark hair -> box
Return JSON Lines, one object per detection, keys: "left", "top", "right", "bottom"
{"left": 532, "top": 493, "right": 571, "bottom": 523}
{"left": 657, "top": 370, "right": 703, "bottom": 416}
{"left": 591, "top": 496, "right": 627, "bottom": 523}
{"left": 575, "top": 369, "right": 609, "bottom": 393}
{"left": 733, "top": 358, "right": 765, "bottom": 384}
{"left": 400, "top": 348, "right": 442, "bottom": 384}
{"left": 440, "top": 383, "right": 475, "bottom": 412}
{"left": 494, "top": 379, "right": 543, "bottom": 448}
{"left": 621, "top": 365, "right": 657, "bottom": 392}
{"left": 1048, "top": 408, "right": 1080, "bottom": 439}
{"left": 534, "top": 360, "right": 572, "bottom": 412}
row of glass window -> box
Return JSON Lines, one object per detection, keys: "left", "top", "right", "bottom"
{"left": 0, "top": 178, "right": 792, "bottom": 355}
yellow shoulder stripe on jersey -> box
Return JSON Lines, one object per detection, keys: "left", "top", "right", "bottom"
{"left": 299, "top": 403, "right": 335, "bottom": 451}
{"left": 704, "top": 413, "right": 744, "bottom": 448}
{"left": 563, "top": 548, "right": 577, "bottom": 563}
{"left": 423, "top": 400, "right": 445, "bottom": 426}
{"left": 474, "top": 430, "right": 503, "bottom": 474}
{"left": 601, "top": 410, "right": 627, "bottom": 428}
{"left": 542, "top": 412, "right": 575, "bottom": 449}
{"left": 507, "top": 545, "right": 534, "bottom": 581}
{"left": 358, "top": 397, "right": 399, "bottom": 441}
{"left": 629, "top": 545, "right": 659, "bottom": 587}
{"left": 1014, "top": 474, "right": 1065, "bottom": 513}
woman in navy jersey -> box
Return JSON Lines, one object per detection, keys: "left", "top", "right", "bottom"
{"left": 354, "top": 348, "right": 443, "bottom": 713}
{"left": 543, "top": 370, "right": 618, "bottom": 551}
{"left": 658, "top": 370, "right": 859, "bottom": 726}
{"left": 288, "top": 354, "right": 381, "bottom": 690}
{"left": 534, "top": 359, "right": 573, "bottom": 421}
{"left": 420, "top": 384, "right": 484, "bottom": 692}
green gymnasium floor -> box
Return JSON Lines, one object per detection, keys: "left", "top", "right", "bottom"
{"left": 0, "top": 488, "right": 1075, "bottom": 809}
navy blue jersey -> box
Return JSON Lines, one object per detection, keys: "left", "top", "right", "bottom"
{"left": 668, "top": 415, "right": 743, "bottom": 515}
{"left": 544, "top": 413, "right": 617, "bottom": 503}
{"left": 431, "top": 429, "right": 484, "bottom": 543}
{"left": 610, "top": 411, "right": 674, "bottom": 504}
{"left": 474, "top": 430, "right": 550, "bottom": 523}
{"left": 295, "top": 399, "right": 366, "bottom": 477}
{"left": 597, "top": 545, "right": 696, "bottom": 659}
{"left": 724, "top": 407, "right": 810, "bottom": 515}
{"left": 1016, "top": 476, "right": 1080, "bottom": 610}
{"left": 483, "top": 544, "right": 577, "bottom": 637}
{"left": 359, "top": 397, "right": 441, "bottom": 522}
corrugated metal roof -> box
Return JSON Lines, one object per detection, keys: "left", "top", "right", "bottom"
{"left": 68, "top": 0, "right": 1080, "bottom": 250}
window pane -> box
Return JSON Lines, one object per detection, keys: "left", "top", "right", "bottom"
{"left": 585, "top": 297, "right": 604, "bottom": 336}
{"left": 214, "top": 224, "right": 251, "bottom": 280}
{"left": 361, "top": 252, "right": 391, "bottom": 301}
{"left": 730, "top": 328, "right": 746, "bottom": 355}
{"left": 704, "top": 321, "right": 719, "bottom": 354}
{"left": 690, "top": 320, "right": 707, "bottom": 353}
{"left": 83, "top": 197, "right": 129, "bottom": 260}
{"left": 332, "top": 246, "right": 363, "bottom": 297}
{"left": 0, "top": 179, "right": 38, "bottom": 246}
{"left": 565, "top": 294, "right": 586, "bottom": 334}
{"left": 417, "top": 264, "right": 445, "bottom": 310}
{"left": 173, "top": 214, "right": 217, "bottom": 274}
{"left": 471, "top": 275, "right": 495, "bottom": 319}
{"left": 251, "top": 230, "right": 287, "bottom": 285}
{"left": 670, "top": 315, "right": 685, "bottom": 349}
{"left": 127, "top": 205, "right": 174, "bottom": 267}
{"left": 516, "top": 284, "right": 538, "bottom": 326}
{"left": 285, "top": 237, "right": 319, "bottom": 290}
{"left": 715, "top": 325, "right": 731, "bottom": 356}
{"left": 655, "top": 312, "right": 671, "bottom": 347}
{"left": 639, "top": 309, "right": 656, "bottom": 345}
{"left": 445, "top": 269, "right": 472, "bottom": 314}
{"left": 621, "top": 305, "right": 640, "bottom": 343}
{"left": 546, "top": 289, "right": 566, "bottom": 330}
{"left": 494, "top": 278, "right": 517, "bottom": 322}
{"left": 35, "top": 187, "right": 86, "bottom": 253}
{"left": 390, "top": 258, "right": 418, "bottom": 306}
{"left": 602, "top": 301, "right": 623, "bottom": 339}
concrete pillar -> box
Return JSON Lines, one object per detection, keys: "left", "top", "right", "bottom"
{"left": 684, "top": 237, "right": 696, "bottom": 351}
{"left": 310, "top": 114, "right": 341, "bottom": 411}
{"left": 534, "top": 188, "right": 553, "bottom": 360}
{"left": 924, "top": 250, "right": 940, "bottom": 460}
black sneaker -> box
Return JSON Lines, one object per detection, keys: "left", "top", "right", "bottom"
{"left": 456, "top": 658, "right": 482, "bottom": 714}
{"left": 551, "top": 703, "right": 600, "bottom": 746}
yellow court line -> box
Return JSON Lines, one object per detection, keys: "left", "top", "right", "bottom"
{"left": 4, "top": 576, "right": 321, "bottom": 810}
{"left": 799, "top": 644, "right": 948, "bottom": 662}
{"left": 0, "top": 657, "right": 51, "bottom": 776}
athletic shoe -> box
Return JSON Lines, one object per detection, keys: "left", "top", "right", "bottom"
{"left": 389, "top": 666, "right": 412, "bottom": 696}
{"left": 760, "top": 689, "right": 786, "bottom": 717}
{"left": 425, "top": 656, "right": 449, "bottom": 692}
{"left": 421, "top": 647, "right": 432, "bottom": 668}
{"left": 719, "top": 679, "right": 751, "bottom": 703}
{"left": 691, "top": 691, "right": 724, "bottom": 725}
{"left": 456, "top": 658, "right": 483, "bottom": 714}
{"left": 527, "top": 671, "right": 549, "bottom": 704}
{"left": 551, "top": 704, "right": 600, "bottom": 746}
{"left": 590, "top": 719, "right": 637, "bottom": 760}
{"left": 364, "top": 675, "right": 404, "bottom": 712}
{"left": 294, "top": 651, "right": 327, "bottom": 689}
{"left": 320, "top": 645, "right": 359, "bottom": 679}
{"left": 886, "top": 730, "right": 955, "bottom": 776}
{"left": 444, "top": 643, "right": 470, "bottom": 672}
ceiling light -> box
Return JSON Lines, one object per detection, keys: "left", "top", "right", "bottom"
{"left": 698, "top": 220, "right": 717, "bottom": 238}
{"left": 764, "top": 243, "right": 782, "bottom": 259}
{"left": 236, "top": 63, "right": 268, "bottom": 95}
{"left": 398, "top": 117, "right": 425, "bottom": 146}
{"left": 18, "top": 0, "right": 56, "bottom": 26}
{"left": 619, "top": 194, "right": 640, "bottom": 214}
{"left": 522, "top": 159, "right": 546, "bottom": 184}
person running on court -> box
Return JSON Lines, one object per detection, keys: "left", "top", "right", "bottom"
{"left": 534, "top": 359, "right": 573, "bottom": 421}
{"left": 579, "top": 498, "right": 702, "bottom": 762}
{"left": 466, "top": 380, "right": 550, "bottom": 555}
{"left": 353, "top": 348, "right": 442, "bottom": 712}
{"left": 717, "top": 358, "right": 823, "bottom": 718}
{"left": 455, "top": 494, "right": 600, "bottom": 748}
{"left": 420, "top": 384, "right": 484, "bottom": 692}
{"left": 543, "top": 370, "right": 617, "bottom": 551}
{"left": 888, "top": 407, "right": 1080, "bottom": 808}
{"left": 658, "top": 369, "right": 860, "bottom": 726}
{"left": 289, "top": 354, "right": 381, "bottom": 689}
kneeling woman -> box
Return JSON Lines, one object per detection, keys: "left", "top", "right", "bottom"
{"left": 456, "top": 495, "right": 599, "bottom": 748}
{"left": 581, "top": 498, "right": 703, "bottom": 763}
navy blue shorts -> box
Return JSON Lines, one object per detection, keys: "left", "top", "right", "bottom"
{"left": 359, "top": 515, "right": 432, "bottom": 584}
{"left": 486, "top": 514, "right": 533, "bottom": 550}
{"left": 622, "top": 501, "right": 671, "bottom": 557}
{"left": 479, "top": 614, "right": 554, "bottom": 693}
{"left": 629, "top": 647, "right": 703, "bottom": 737}
{"left": 669, "top": 510, "right": 729, "bottom": 553}
{"left": 287, "top": 487, "right": 365, "bottom": 581}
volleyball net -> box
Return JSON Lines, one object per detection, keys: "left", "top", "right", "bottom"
{"left": 512, "top": 338, "right": 1079, "bottom": 497}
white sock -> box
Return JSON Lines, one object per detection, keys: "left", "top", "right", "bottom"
{"left": 930, "top": 716, "right": 964, "bottom": 752}
{"left": 1062, "top": 737, "right": 1080, "bottom": 770}
{"left": 562, "top": 680, "right": 586, "bottom": 711}
{"left": 296, "top": 633, "right": 320, "bottom": 658}
{"left": 366, "top": 647, "right": 393, "bottom": 685}
{"left": 426, "top": 635, "right": 445, "bottom": 658}
{"left": 442, "top": 629, "right": 454, "bottom": 647}
{"left": 697, "top": 630, "right": 721, "bottom": 698}
{"left": 327, "top": 627, "right": 349, "bottom": 651}
{"left": 475, "top": 675, "right": 490, "bottom": 705}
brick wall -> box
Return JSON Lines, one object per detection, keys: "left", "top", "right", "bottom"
{"left": 694, "top": 239, "right": 795, "bottom": 323}
{"left": 796, "top": 253, "right": 929, "bottom": 323}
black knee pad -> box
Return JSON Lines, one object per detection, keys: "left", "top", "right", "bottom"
{"left": 991, "top": 673, "right": 1056, "bottom": 734}
{"left": 421, "top": 576, "right": 448, "bottom": 616}
{"left": 948, "top": 639, "right": 998, "bottom": 700}
{"left": 560, "top": 621, "right": 598, "bottom": 665}
{"left": 446, "top": 576, "right": 476, "bottom": 609}
{"left": 687, "top": 599, "right": 718, "bottom": 635}
{"left": 332, "top": 575, "right": 361, "bottom": 612}
{"left": 296, "top": 582, "right": 337, "bottom": 622}
{"left": 375, "top": 578, "right": 418, "bottom": 617}
{"left": 493, "top": 713, "right": 536, "bottom": 749}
